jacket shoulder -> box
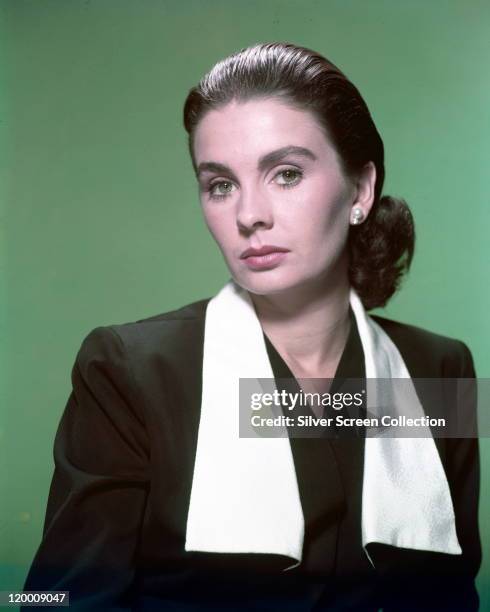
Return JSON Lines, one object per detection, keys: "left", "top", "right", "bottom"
{"left": 370, "top": 313, "right": 474, "bottom": 377}
{"left": 133, "top": 297, "right": 211, "bottom": 324}
{"left": 79, "top": 297, "right": 211, "bottom": 364}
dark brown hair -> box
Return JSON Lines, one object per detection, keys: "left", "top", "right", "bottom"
{"left": 183, "top": 42, "right": 415, "bottom": 310}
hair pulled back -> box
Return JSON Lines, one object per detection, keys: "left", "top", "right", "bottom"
{"left": 183, "top": 42, "right": 415, "bottom": 310}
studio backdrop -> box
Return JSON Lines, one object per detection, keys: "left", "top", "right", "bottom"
{"left": 2, "top": 0, "right": 489, "bottom": 608}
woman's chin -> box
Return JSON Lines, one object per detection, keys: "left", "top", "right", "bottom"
{"left": 231, "top": 271, "right": 307, "bottom": 297}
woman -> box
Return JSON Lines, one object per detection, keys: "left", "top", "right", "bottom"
{"left": 23, "top": 42, "right": 480, "bottom": 611}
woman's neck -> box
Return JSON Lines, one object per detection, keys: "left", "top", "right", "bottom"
{"left": 248, "top": 275, "right": 351, "bottom": 378}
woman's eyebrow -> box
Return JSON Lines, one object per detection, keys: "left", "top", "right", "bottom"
{"left": 196, "top": 161, "right": 238, "bottom": 182}
{"left": 196, "top": 145, "right": 317, "bottom": 179}
{"left": 257, "top": 145, "right": 317, "bottom": 171}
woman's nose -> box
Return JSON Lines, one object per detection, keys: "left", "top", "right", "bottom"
{"left": 236, "top": 187, "right": 273, "bottom": 233}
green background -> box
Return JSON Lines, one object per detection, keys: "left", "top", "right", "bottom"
{"left": 2, "top": 0, "right": 489, "bottom": 607}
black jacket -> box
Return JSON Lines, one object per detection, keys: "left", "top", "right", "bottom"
{"left": 22, "top": 297, "right": 481, "bottom": 611}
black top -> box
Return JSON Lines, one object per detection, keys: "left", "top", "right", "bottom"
{"left": 263, "top": 306, "right": 380, "bottom": 610}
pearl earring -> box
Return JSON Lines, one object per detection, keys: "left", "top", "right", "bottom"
{"left": 350, "top": 206, "right": 365, "bottom": 225}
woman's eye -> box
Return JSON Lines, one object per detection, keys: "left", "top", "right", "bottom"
{"left": 208, "top": 181, "right": 236, "bottom": 199}
{"left": 275, "top": 169, "right": 303, "bottom": 188}
{"left": 206, "top": 170, "right": 302, "bottom": 199}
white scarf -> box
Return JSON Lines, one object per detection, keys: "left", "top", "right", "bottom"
{"left": 184, "top": 280, "right": 461, "bottom": 569}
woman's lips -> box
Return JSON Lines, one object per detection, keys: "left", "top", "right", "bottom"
{"left": 241, "top": 250, "right": 289, "bottom": 270}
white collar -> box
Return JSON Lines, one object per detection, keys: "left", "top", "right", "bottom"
{"left": 184, "top": 280, "right": 461, "bottom": 569}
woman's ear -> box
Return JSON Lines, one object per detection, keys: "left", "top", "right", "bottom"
{"left": 350, "top": 161, "right": 376, "bottom": 223}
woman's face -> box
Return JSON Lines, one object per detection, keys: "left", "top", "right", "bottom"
{"left": 193, "top": 97, "right": 364, "bottom": 297}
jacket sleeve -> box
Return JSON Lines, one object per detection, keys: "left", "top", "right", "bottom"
{"left": 443, "top": 341, "right": 482, "bottom": 603}
{"left": 22, "top": 326, "right": 150, "bottom": 611}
